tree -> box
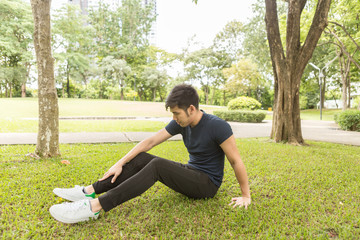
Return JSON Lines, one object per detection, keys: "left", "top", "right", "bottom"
{"left": 324, "top": 0, "right": 360, "bottom": 110}
{"left": 141, "top": 67, "right": 168, "bottom": 101}
{"left": 100, "top": 56, "right": 131, "bottom": 100}
{"left": 223, "top": 59, "right": 266, "bottom": 102}
{"left": 0, "top": 0, "right": 33, "bottom": 98}
{"left": 212, "top": 20, "right": 244, "bottom": 63}
{"left": 52, "top": 4, "right": 93, "bottom": 98}
{"left": 31, "top": 0, "right": 60, "bottom": 157}
{"left": 183, "top": 48, "right": 231, "bottom": 105}
{"left": 265, "top": 0, "right": 331, "bottom": 145}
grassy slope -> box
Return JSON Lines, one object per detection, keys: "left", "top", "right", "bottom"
{"left": 1, "top": 139, "right": 359, "bottom": 239}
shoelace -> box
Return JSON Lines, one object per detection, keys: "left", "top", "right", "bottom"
{"left": 64, "top": 200, "right": 88, "bottom": 212}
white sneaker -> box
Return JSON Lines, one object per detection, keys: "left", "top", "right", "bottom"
{"left": 53, "top": 185, "right": 95, "bottom": 202}
{"left": 49, "top": 199, "right": 100, "bottom": 224}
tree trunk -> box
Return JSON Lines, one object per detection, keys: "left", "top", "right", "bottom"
{"left": 211, "top": 86, "right": 216, "bottom": 105}
{"left": 339, "top": 51, "right": 351, "bottom": 110}
{"left": 347, "top": 71, "right": 351, "bottom": 108}
{"left": 66, "top": 62, "right": 70, "bottom": 98}
{"left": 223, "top": 90, "right": 226, "bottom": 106}
{"left": 21, "top": 83, "right": 26, "bottom": 98}
{"left": 265, "top": 0, "right": 331, "bottom": 145}
{"left": 9, "top": 83, "right": 12, "bottom": 98}
{"left": 204, "top": 85, "right": 209, "bottom": 105}
{"left": 31, "top": 0, "right": 60, "bottom": 158}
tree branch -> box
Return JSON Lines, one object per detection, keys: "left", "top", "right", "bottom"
{"left": 286, "top": 0, "right": 302, "bottom": 63}
{"left": 265, "top": 0, "right": 285, "bottom": 68}
{"left": 327, "top": 27, "right": 360, "bottom": 70}
{"left": 328, "top": 21, "right": 360, "bottom": 51}
{"left": 299, "top": 0, "right": 307, "bottom": 15}
{"left": 299, "top": 0, "right": 331, "bottom": 66}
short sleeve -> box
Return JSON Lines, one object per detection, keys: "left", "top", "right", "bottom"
{"left": 211, "top": 119, "right": 233, "bottom": 145}
{"left": 165, "top": 120, "right": 182, "bottom": 136}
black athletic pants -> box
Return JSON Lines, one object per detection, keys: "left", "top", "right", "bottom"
{"left": 92, "top": 152, "right": 219, "bottom": 212}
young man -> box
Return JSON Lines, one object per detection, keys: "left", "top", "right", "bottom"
{"left": 50, "top": 84, "right": 251, "bottom": 224}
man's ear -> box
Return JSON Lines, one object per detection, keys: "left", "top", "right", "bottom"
{"left": 188, "top": 105, "right": 197, "bottom": 114}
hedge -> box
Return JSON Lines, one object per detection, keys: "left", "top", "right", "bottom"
{"left": 227, "top": 96, "right": 262, "bottom": 110}
{"left": 335, "top": 110, "right": 360, "bottom": 132}
{"left": 213, "top": 110, "right": 266, "bottom": 123}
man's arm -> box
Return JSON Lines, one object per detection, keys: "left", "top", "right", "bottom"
{"left": 220, "top": 135, "right": 251, "bottom": 209}
{"left": 99, "top": 128, "right": 172, "bottom": 183}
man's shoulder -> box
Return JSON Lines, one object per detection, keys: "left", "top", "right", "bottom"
{"left": 204, "top": 113, "right": 228, "bottom": 126}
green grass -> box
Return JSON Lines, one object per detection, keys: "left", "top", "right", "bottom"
{"left": 264, "top": 109, "right": 342, "bottom": 121}
{"left": 0, "top": 120, "right": 166, "bottom": 133}
{"left": 0, "top": 98, "right": 225, "bottom": 132}
{"left": 1, "top": 139, "right": 359, "bottom": 239}
{"left": 300, "top": 109, "right": 342, "bottom": 121}
{"left": 0, "top": 98, "right": 224, "bottom": 119}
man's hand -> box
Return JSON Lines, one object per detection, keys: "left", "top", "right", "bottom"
{"left": 99, "top": 164, "right": 123, "bottom": 183}
{"left": 229, "top": 197, "right": 251, "bottom": 209}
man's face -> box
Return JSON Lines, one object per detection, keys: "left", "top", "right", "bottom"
{"left": 169, "top": 106, "right": 192, "bottom": 127}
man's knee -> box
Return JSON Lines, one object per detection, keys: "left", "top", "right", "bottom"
{"left": 148, "top": 157, "right": 167, "bottom": 167}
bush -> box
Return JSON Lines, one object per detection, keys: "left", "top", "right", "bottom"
{"left": 227, "top": 96, "right": 262, "bottom": 110}
{"left": 335, "top": 110, "right": 360, "bottom": 131}
{"left": 213, "top": 110, "right": 266, "bottom": 123}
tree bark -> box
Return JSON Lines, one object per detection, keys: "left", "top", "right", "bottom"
{"left": 21, "top": 83, "right": 26, "bottom": 98}
{"left": 338, "top": 50, "right": 351, "bottom": 110}
{"left": 266, "top": 0, "right": 331, "bottom": 145}
{"left": 31, "top": 0, "right": 60, "bottom": 158}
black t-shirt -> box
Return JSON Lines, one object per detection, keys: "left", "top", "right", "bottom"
{"left": 165, "top": 111, "right": 233, "bottom": 187}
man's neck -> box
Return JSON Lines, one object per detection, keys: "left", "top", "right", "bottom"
{"left": 190, "top": 110, "right": 203, "bottom": 128}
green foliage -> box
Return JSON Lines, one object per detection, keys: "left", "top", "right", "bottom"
{"left": 335, "top": 110, "right": 360, "bottom": 131}
{"left": 183, "top": 47, "right": 232, "bottom": 104}
{"left": 353, "top": 96, "right": 360, "bottom": 109}
{"left": 0, "top": 0, "right": 33, "bottom": 97}
{"left": 213, "top": 110, "right": 266, "bottom": 123}
{"left": 299, "top": 95, "right": 308, "bottom": 110}
{"left": 1, "top": 139, "right": 360, "bottom": 238}
{"left": 227, "top": 96, "right": 262, "bottom": 110}
{"left": 212, "top": 20, "right": 243, "bottom": 62}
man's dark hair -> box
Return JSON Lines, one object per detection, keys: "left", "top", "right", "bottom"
{"left": 165, "top": 84, "right": 199, "bottom": 111}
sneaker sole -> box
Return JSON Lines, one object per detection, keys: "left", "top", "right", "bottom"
{"left": 49, "top": 206, "right": 98, "bottom": 224}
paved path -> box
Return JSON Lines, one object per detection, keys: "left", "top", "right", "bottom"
{"left": 1, "top": 120, "right": 359, "bottom": 146}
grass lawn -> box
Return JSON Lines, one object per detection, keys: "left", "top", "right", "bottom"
{"left": 265, "top": 109, "right": 342, "bottom": 121}
{"left": 0, "top": 98, "right": 224, "bottom": 119}
{"left": 1, "top": 139, "right": 359, "bottom": 239}
{"left": 300, "top": 109, "right": 343, "bottom": 121}
{"left": 0, "top": 120, "right": 167, "bottom": 133}
{"left": 0, "top": 98, "right": 225, "bottom": 133}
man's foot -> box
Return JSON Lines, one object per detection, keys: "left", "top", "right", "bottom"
{"left": 53, "top": 185, "right": 95, "bottom": 202}
{"left": 49, "top": 199, "right": 100, "bottom": 224}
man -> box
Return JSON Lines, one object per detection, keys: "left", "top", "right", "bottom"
{"left": 50, "top": 84, "right": 251, "bottom": 224}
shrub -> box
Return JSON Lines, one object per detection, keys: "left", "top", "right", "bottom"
{"left": 335, "top": 110, "right": 360, "bottom": 131}
{"left": 227, "top": 96, "right": 262, "bottom": 110}
{"left": 213, "top": 110, "right": 266, "bottom": 123}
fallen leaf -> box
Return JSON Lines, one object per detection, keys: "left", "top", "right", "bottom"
{"left": 61, "top": 160, "right": 71, "bottom": 165}
{"left": 25, "top": 153, "right": 40, "bottom": 160}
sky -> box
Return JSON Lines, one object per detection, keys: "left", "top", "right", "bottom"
{"left": 155, "top": 0, "right": 254, "bottom": 53}
{"left": 44, "top": 0, "right": 255, "bottom": 54}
